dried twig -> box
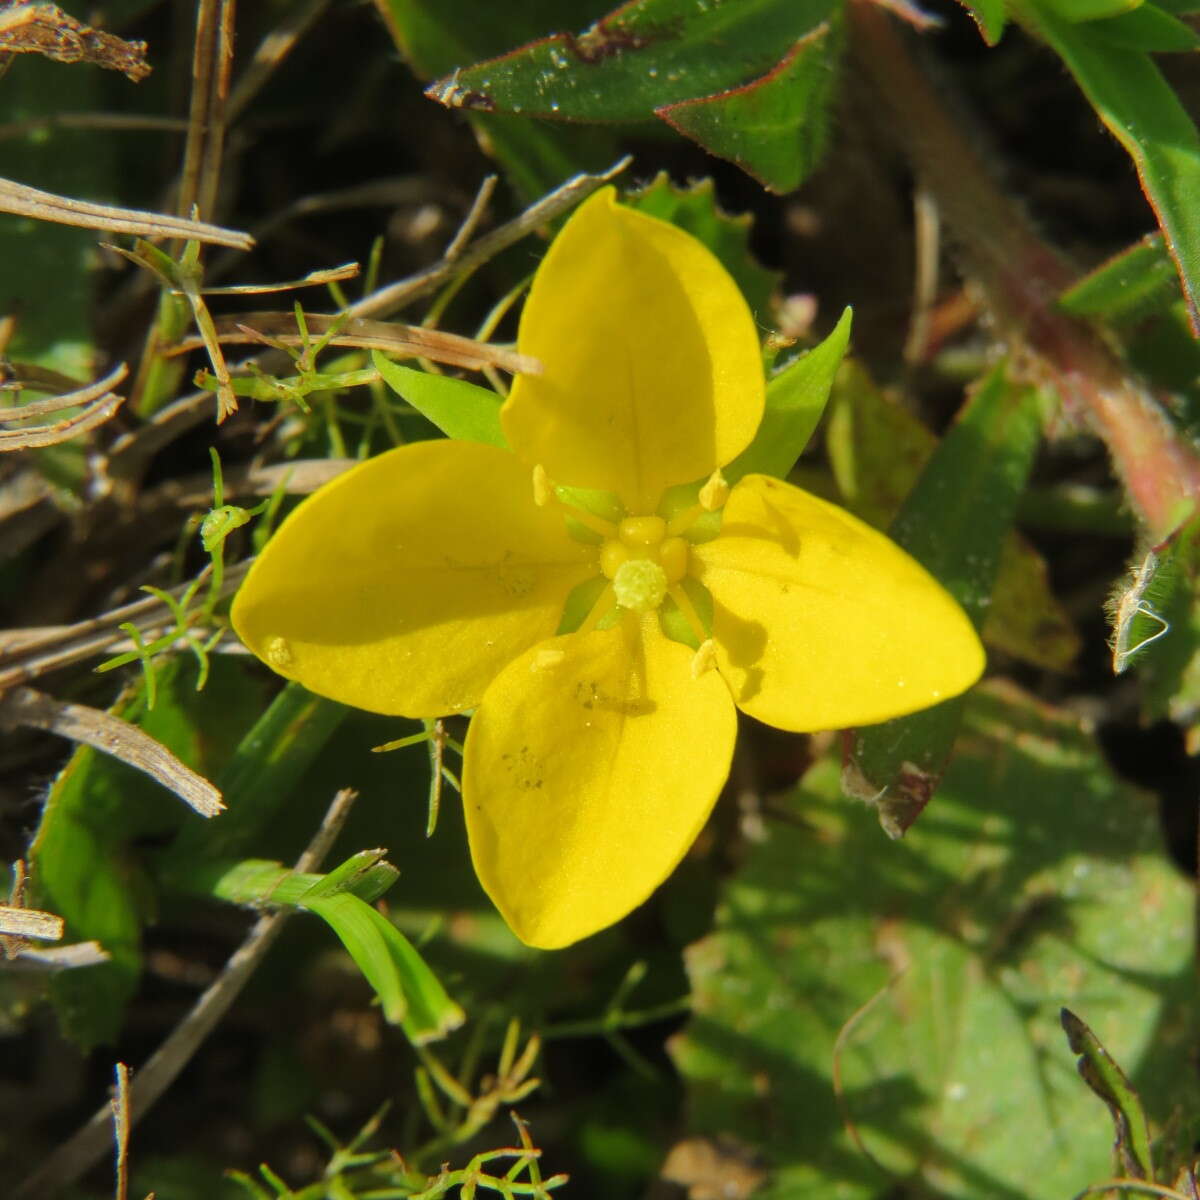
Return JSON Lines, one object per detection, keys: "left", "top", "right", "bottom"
{"left": 183, "top": 313, "right": 541, "bottom": 375}
{"left": 0, "top": 686, "right": 223, "bottom": 817}
{"left": 177, "top": 0, "right": 235, "bottom": 225}
{"left": 0, "top": 177, "right": 252, "bottom": 248}
{"left": 0, "top": 904, "right": 63, "bottom": 942}
{"left": 0, "top": 3, "right": 151, "bottom": 81}
{"left": 13, "top": 788, "right": 360, "bottom": 1200}
{"left": 0, "top": 362, "right": 127, "bottom": 450}
{"left": 111, "top": 1063, "right": 132, "bottom": 1200}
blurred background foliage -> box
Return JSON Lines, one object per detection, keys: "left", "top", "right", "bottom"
{"left": 3, "top": 0, "right": 1200, "bottom": 1197}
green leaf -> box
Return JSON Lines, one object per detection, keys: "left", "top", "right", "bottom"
{"left": 656, "top": 24, "right": 841, "bottom": 194}
{"left": 425, "top": 0, "right": 842, "bottom": 193}
{"left": 846, "top": 365, "right": 1044, "bottom": 836}
{"left": 171, "top": 850, "right": 464, "bottom": 1043}
{"left": 628, "top": 174, "right": 781, "bottom": 323}
{"left": 724, "top": 308, "right": 852, "bottom": 484}
{"left": 302, "top": 892, "right": 465, "bottom": 1042}
{"left": 1022, "top": 4, "right": 1200, "bottom": 332}
{"left": 372, "top": 0, "right": 620, "bottom": 200}
{"left": 372, "top": 353, "right": 506, "bottom": 447}
{"left": 827, "top": 361, "right": 1079, "bottom": 672}
{"left": 673, "top": 685, "right": 1196, "bottom": 1198}
{"left": 954, "top": 0, "right": 1008, "bottom": 44}
{"left": 1037, "top": 0, "right": 1142, "bottom": 21}
{"left": 1059, "top": 233, "right": 1180, "bottom": 321}
{"left": 1061, "top": 1008, "right": 1156, "bottom": 1180}
{"left": 28, "top": 658, "right": 268, "bottom": 1047}
{"left": 1086, "top": 1, "right": 1200, "bottom": 49}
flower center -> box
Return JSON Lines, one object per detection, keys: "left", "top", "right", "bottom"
{"left": 599, "top": 516, "right": 689, "bottom": 613}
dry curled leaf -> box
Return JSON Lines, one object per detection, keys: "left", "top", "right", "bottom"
{"left": 0, "top": 3, "right": 150, "bottom": 81}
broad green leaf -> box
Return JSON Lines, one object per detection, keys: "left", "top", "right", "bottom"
{"left": 629, "top": 173, "right": 780, "bottom": 322}
{"left": 827, "top": 361, "right": 1079, "bottom": 672}
{"left": 372, "top": 353, "right": 506, "bottom": 446}
{"left": 673, "top": 684, "right": 1195, "bottom": 1199}
{"left": 371, "top": 0, "right": 619, "bottom": 200}
{"left": 954, "top": 0, "right": 1008, "bottom": 44}
{"left": 657, "top": 24, "right": 841, "bottom": 194}
{"left": 29, "top": 658, "right": 268, "bottom": 1047}
{"left": 1022, "top": 4, "right": 1200, "bottom": 332}
{"left": 724, "top": 308, "right": 852, "bottom": 484}
{"left": 846, "top": 366, "right": 1044, "bottom": 835}
{"left": 1087, "top": 2, "right": 1200, "bottom": 49}
{"left": 1059, "top": 233, "right": 1180, "bottom": 321}
{"left": 424, "top": 0, "right": 841, "bottom": 194}
{"left": 1061, "top": 1008, "right": 1156, "bottom": 1180}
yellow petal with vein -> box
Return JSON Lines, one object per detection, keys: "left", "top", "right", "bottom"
{"left": 502, "top": 188, "right": 763, "bottom": 511}
{"left": 232, "top": 440, "right": 595, "bottom": 717}
{"left": 693, "top": 475, "right": 985, "bottom": 731}
{"left": 464, "top": 616, "right": 736, "bottom": 949}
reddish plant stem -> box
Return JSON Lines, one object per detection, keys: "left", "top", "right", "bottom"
{"left": 849, "top": 0, "right": 1200, "bottom": 539}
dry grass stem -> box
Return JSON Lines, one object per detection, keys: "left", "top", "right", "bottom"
{"left": 0, "top": 686, "right": 224, "bottom": 817}
{"left": 14, "top": 789, "right": 360, "bottom": 1200}
{"left": 0, "top": 904, "right": 64, "bottom": 942}
{"left": 177, "top": 0, "right": 235, "bottom": 225}
{"left": 0, "top": 362, "right": 128, "bottom": 450}
{"left": 186, "top": 313, "right": 542, "bottom": 375}
{"left": 0, "top": 177, "right": 252, "bottom": 248}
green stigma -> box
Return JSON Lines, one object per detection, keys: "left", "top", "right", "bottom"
{"left": 612, "top": 558, "right": 668, "bottom": 612}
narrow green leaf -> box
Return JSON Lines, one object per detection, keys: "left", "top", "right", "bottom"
{"left": 1024, "top": 5, "right": 1200, "bottom": 332}
{"left": 302, "top": 893, "right": 465, "bottom": 1042}
{"left": 165, "top": 682, "right": 347, "bottom": 865}
{"left": 373, "top": 353, "right": 506, "bottom": 447}
{"left": 179, "top": 854, "right": 399, "bottom": 909}
{"left": 1059, "top": 233, "right": 1180, "bottom": 320}
{"left": 1061, "top": 1008, "right": 1156, "bottom": 1180}
{"left": 724, "top": 308, "right": 852, "bottom": 484}
{"left": 1086, "top": 1, "right": 1200, "bottom": 49}
{"left": 847, "top": 365, "right": 1044, "bottom": 836}
{"left": 673, "top": 687, "right": 1196, "bottom": 1198}
{"left": 657, "top": 25, "right": 840, "bottom": 194}
{"left": 1037, "top": 0, "right": 1142, "bottom": 21}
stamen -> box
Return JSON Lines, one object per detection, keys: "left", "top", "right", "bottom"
{"left": 699, "top": 469, "right": 730, "bottom": 511}
{"left": 668, "top": 583, "right": 710, "bottom": 646}
{"left": 531, "top": 464, "right": 618, "bottom": 538}
{"left": 577, "top": 583, "right": 617, "bottom": 635}
{"left": 690, "top": 639, "right": 718, "bottom": 679}
{"left": 668, "top": 470, "right": 732, "bottom": 537}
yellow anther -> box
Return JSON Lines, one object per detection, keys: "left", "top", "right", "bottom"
{"left": 532, "top": 463, "right": 554, "bottom": 507}
{"left": 699, "top": 469, "right": 730, "bottom": 512}
{"left": 658, "top": 535, "right": 689, "bottom": 585}
{"left": 619, "top": 515, "right": 667, "bottom": 548}
{"left": 600, "top": 539, "right": 630, "bottom": 579}
{"left": 690, "top": 639, "right": 718, "bottom": 679}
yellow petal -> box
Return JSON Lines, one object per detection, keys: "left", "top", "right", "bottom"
{"left": 232, "top": 440, "right": 595, "bottom": 717}
{"left": 692, "top": 474, "right": 985, "bottom": 731}
{"left": 463, "top": 615, "right": 736, "bottom": 949}
{"left": 502, "top": 188, "right": 764, "bottom": 511}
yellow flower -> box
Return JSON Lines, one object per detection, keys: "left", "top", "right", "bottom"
{"left": 232, "top": 188, "right": 984, "bottom": 949}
